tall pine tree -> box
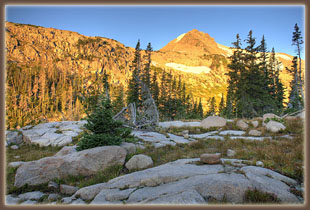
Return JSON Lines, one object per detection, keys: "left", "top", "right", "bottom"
{"left": 127, "top": 40, "right": 142, "bottom": 106}
{"left": 292, "top": 23, "right": 304, "bottom": 105}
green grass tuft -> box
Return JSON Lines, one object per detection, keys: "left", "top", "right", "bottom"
{"left": 244, "top": 188, "right": 281, "bottom": 203}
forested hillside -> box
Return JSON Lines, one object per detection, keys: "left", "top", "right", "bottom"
{"left": 5, "top": 22, "right": 304, "bottom": 129}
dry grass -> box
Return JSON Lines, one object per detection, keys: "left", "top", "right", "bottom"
{"left": 6, "top": 144, "right": 62, "bottom": 163}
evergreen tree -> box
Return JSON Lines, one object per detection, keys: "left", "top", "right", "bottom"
{"left": 143, "top": 42, "right": 152, "bottom": 88}
{"left": 242, "top": 31, "right": 270, "bottom": 118}
{"left": 159, "top": 70, "right": 167, "bottom": 116}
{"left": 258, "top": 35, "right": 276, "bottom": 113}
{"left": 127, "top": 40, "right": 142, "bottom": 106}
{"left": 226, "top": 33, "right": 244, "bottom": 118}
{"left": 76, "top": 95, "right": 131, "bottom": 151}
{"left": 198, "top": 98, "right": 204, "bottom": 119}
{"left": 102, "top": 69, "right": 110, "bottom": 95}
{"left": 274, "top": 61, "right": 285, "bottom": 113}
{"left": 112, "top": 85, "right": 125, "bottom": 115}
{"left": 207, "top": 97, "right": 216, "bottom": 116}
{"left": 218, "top": 93, "right": 225, "bottom": 116}
{"left": 287, "top": 56, "right": 303, "bottom": 112}
{"left": 224, "top": 88, "right": 233, "bottom": 119}
{"left": 150, "top": 69, "right": 160, "bottom": 106}
{"left": 292, "top": 23, "right": 304, "bottom": 104}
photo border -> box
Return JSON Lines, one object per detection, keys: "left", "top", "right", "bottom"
{"left": 0, "top": 1, "right": 308, "bottom": 210}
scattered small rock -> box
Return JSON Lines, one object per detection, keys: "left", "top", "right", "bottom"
{"left": 200, "top": 153, "right": 221, "bottom": 164}
{"left": 263, "top": 113, "right": 280, "bottom": 123}
{"left": 182, "top": 130, "right": 189, "bottom": 136}
{"left": 120, "top": 142, "right": 136, "bottom": 155}
{"left": 6, "top": 131, "right": 23, "bottom": 145}
{"left": 10, "top": 145, "right": 19, "bottom": 150}
{"left": 48, "top": 181, "right": 59, "bottom": 192}
{"left": 251, "top": 121, "right": 259, "bottom": 128}
{"left": 70, "top": 198, "right": 86, "bottom": 205}
{"left": 14, "top": 156, "right": 20, "bottom": 159}
{"left": 60, "top": 184, "right": 79, "bottom": 195}
{"left": 73, "top": 183, "right": 107, "bottom": 201}
{"left": 8, "top": 161, "right": 24, "bottom": 169}
{"left": 248, "top": 129, "right": 262, "bottom": 136}
{"left": 136, "top": 144, "right": 145, "bottom": 150}
{"left": 61, "top": 196, "right": 75, "bottom": 204}
{"left": 265, "top": 120, "right": 286, "bottom": 133}
{"left": 48, "top": 193, "right": 61, "bottom": 201}
{"left": 201, "top": 116, "right": 226, "bottom": 129}
{"left": 236, "top": 120, "right": 248, "bottom": 130}
{"left": 227, "top": 149, "right": 236, "bottom": 157}
{"left": 256, "top": 161, "right": 264, "bottom": 167}
{"left": 6, "top": 195, "right": 22, "bottom": 205}
{"left": 183, "top": 134, "right": 189, "bottom": 139}
{"left": 125, "top": 154, "right": 153, "bottom": 170}
{"left": 18, "top": 191, "right": 46, "bottom": 201}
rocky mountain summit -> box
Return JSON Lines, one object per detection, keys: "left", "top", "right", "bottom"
{"left": 6, "top": 112, "right": 304, "bottom": 205}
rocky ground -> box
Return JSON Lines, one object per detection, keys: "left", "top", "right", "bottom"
{"left": 5, "top": 112, "right": 305, "bottom": 205}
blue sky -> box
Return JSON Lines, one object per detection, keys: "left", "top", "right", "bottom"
{"left": 6, "top": 5, "right": 305, "bottom": 58}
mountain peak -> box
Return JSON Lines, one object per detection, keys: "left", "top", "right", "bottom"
{"left": 160, "top": 29, "right": 225, "bottom": 55}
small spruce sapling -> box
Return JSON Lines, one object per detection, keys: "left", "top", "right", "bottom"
{"left": 76, "top": 95, "right": 131, "bottom": 151}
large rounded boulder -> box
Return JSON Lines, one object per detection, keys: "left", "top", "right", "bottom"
{"left": 14, "top": 146, "right": 127, "bottom": 188}
{"left": 201, "top": 116, "right": 226, "bottom": 129}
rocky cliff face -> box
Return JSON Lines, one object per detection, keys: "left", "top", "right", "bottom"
{"left": 5, "top": 22, "right": 136, "bottom": 88}
{"left": 5, "top": 22, "right": 304, "bottom": 116}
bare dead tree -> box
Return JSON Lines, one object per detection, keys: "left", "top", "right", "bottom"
{"left": 113, "top": 77, "right": 159, "bottom": 130}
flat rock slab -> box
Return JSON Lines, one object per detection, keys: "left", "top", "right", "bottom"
{"left": 132, "top": 131, "right": 190, "bottom": 147}
{"left": 140, "top": 189, "right": 206, "bottom": 204}
{"left": 6, "top": 195, "right": 22, "bottom": 205}
{"left": 159, "top": 121, "right": 201, "bottom": 128}
{"left": 14, "top": 146, "right": 127, "bottom": 187}
{"left": 132, "top": 131, "right": 169, "bottom": 143}
{"left": 189, "top": 131, "right": 218, "bottom": 139}
{"left": 18, "top": 191, "right": 46, "bottom": 201}
{"left": 229, "top": 136, "right": 272, "bottom": 141}
{"left": 219, "top": 130, "right": 245, "bottom": 136}
{"left": 80, "top": 158, "right": 301, "bottom": 205}
{"left": 167, "top": 133, "right": 190, "bottom": 144}
{"left": 21, "top": 121, "right": 86, "bottom": 147}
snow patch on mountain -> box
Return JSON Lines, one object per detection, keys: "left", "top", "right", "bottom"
{"left": 217, "top": 44, "right": 233, "bottom": 56}
{"left": 165, "top": 63, "right": 211, "bottom": 74}
{"left": 175, "top": 33, "right": 186, "bottom": 42}
{"left": 276, "top": 54, "right": 292, "bottom": 61}
{"left": 151, "top": 61, "right": 159, "bottom": 66}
